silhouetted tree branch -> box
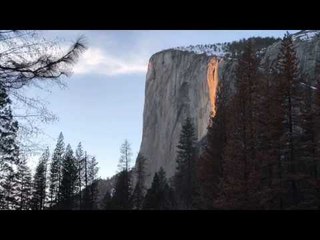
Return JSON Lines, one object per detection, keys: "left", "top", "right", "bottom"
{"left": 0, "top": 30, "right": 87, "bottom": 154}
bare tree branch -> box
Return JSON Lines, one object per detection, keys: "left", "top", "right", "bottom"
{"left": 0, "top": 30, "right": 87, "bottom": 154}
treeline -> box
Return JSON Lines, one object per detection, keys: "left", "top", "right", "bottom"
{"left": 225, "top": 36, "right": 280, "bottom": 57}
{"left": 102, "top": 140, "right": 175, "bottom": 210}
{"left": 103, "top": 118, "right": 198, "bottom": 210}
{"left": 0, "top": 124, "right": 99, "bottom": 210}
{"left": 47, "top": 134, "right": 99, "bottom": 210}
{"left": 104, "top": 32, "right": 320, "bottom": 210}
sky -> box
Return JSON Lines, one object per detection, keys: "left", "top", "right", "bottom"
{"left": 22, "top": 30, "right": 300, "bottom": 179}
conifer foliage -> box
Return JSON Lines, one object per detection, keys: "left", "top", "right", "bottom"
{"left": 143, "top": 168, "right": 175, "bottom": 210}
{"left": 75, "top": 142, "right": 84, "bottom": 209}
{"left": 174, "top": 117, "right": 197, "bottom": 209}
{"left": 132, "top": 153, "right": 147, "bottom": 209}
{"left": 59, "top": 144, "right": 78, "bottom": 209}
{"left": 15, "top": 157, "right": 32, "bottom": 210}
{"left": 197, "top": 79, "right": 228, "bottom": 209}
{"left": 48, "top": 132, "right": 65, "bottom": 207}
{"left": 31, "top": 147, "right": 49, "bottom": 210}
{"left": 84, "top": 156, "right": 99, "bottom": 209}
{"left": 110, "top": 140, "right": 133, "bottom": 209}
{"left": 196, "top": 33, "right": 320, "bottom": 210}
{"left": 219, "top": 40, "right": 261, "bottom": 209}
{"left": 0, "top": 84, "right": 20, "bottom": 209}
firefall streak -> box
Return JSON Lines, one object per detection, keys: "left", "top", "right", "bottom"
{"left": 207, "top": 57, "right": 219, "bottom": 119}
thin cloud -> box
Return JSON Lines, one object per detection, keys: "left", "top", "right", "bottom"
{"left": 73, "top": 47, "right": 148, "bottom": 76}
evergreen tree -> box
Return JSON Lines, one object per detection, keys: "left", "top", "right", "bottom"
{"left": 111, "top": 171, "right": 132, "bottom": 209}
{"left": 220, "top": 40, "right": 261, "bottom": 209}
{"left": 31, "top": 147, "right": 50, "bottom": 210}
{"left": 15, "top": 157, "right": 32, "bottom": 210}
{"left": 118, "top": 140, "right": 132, "bottom": 172}
{"left": 294, "top": 71, "right": 320, "bottom": 208}
{"left": 292, "top": 59, "right": 320, "bottom": 208}
{"left": 132, "top": 153, "right": 147, "bottom": 209}
{"left": 174, "top": 117, "right": 197, "bottom": 209}
{"left": 48, "top": 132, "right": 65, "bottom": 208}
{"left": 75, "top": 142, "right": 84, "bottom": 209}
{"left": 103, "top": 190, "right": 113, "bottom": 209}
{"left": 59, "top": 144, "right": 77, "bottom": 209}
{"left": 0, "top": 84, "right": 20, "bottom": 209}
{"left": 314, "top": 62, "right": 320, "bottom": 173}
{"left": 313, "top": 64, "right": 320, "bottom": 207}
{"left": 1, "top": 167, "right": 16, "bottom": 209}
{"left": 275, "top": 32, "right": 301, "bottom": 208}
{"left": 87, "top": 156, "right": 99, "bottom": 210}
{"left": 143, "top": 168, "right": 175, "bottom": 210}
{"left": 255, "top": 60, "right": 284, "bottom": 209}
{"left": 111, "top": 140, "right": 132, "bottom": 209}
{"left": 197, "top": 80, "right": 228, "bottom": 209}
{"left": 82, "top": 151, "right": 89, "bottom": 209}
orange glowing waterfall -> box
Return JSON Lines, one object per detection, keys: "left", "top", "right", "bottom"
{"left": 207, "top": 57, "right": 219, "bottom": 118}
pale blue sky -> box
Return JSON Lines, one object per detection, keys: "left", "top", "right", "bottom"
{"left": 23, "top": 30, "right": 299, "bottom": 178}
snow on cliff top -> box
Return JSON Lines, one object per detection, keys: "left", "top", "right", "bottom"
{"left": 170, "top": 30, "right": 320, "bottom": 57}
{"left": 173, "top": 43, "right": 228, "bottom": 57}
{"left": 292, "top": 30, "right": 320, "bottom": 41}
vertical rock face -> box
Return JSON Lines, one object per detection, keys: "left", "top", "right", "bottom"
{"left": 139, "top": 50, "right": 219, "bottom": 186}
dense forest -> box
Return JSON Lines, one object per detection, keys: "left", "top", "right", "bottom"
{"left": 1, "top": 31, "right": 320, "bottom": 210}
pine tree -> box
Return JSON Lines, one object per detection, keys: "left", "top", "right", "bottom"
{"left": 197, "top": 80, "right": 228, "bottom": 209}
{"left": 111, "top": 171, "right": 132, "bottom": 209}
{"left": 255, "top": 60, "right": 284, "bottom": 209}
{"left": 75, "top": 142, "right": 84, "bottom": 209}
{"left": 315, "top": 63, "right": 320, "bottom": 165}
{"left": 174, "top": 117, "right": 197, "bottom": 209}
{"left": 111, "top": 140, "right": 132, "bottom": 209}
{"left": 293, "top": 71, "right": 320, "bottom": 208}
{"left": 118, "top": 140, "right": 132, "bottom": 172}
{"left": 59, "top": 144, "right": 78, "bottom": 210}
{"left": 15, "top": 157, "right": 32, "bottom": 210}
{"left": 82, "top": 151, "right": 89, "bottom": 209}
{"left": 1, "top": 167, "right": 17, "bottom": 209}
{"left": 143, "top": 168, "right": 175, "bottom": 210}
{"left": 31, "top": 147, "right": 50, "bottom": 210}
{"left": 132, "top": 153, "right": 147, "bottom": 209}
{"left": 87, "top": 156, "right": 99, "bottom": 210}
{"left": 48, "top": 132, "right": 65, "bottom": 208}
{"left": 294, "top": 59, "right": 320, "bottom": 208}
{"left": 275, "top": 32, "right": 301, "bottom": 208}
{"left": 0, "top": 84, "right": 20, "bottom": 209}
{"left": 103, "top": 190, "right": 113, "bottom": 209}
{"left": 217, "top": 40, "right": 262, "bottom": 209}
{"left": 313, "top": 63, "right": 320, "bottom": 207}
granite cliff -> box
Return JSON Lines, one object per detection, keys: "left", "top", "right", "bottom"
{"left": 136, "top": 30, "right": 320, "bottom": 187}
